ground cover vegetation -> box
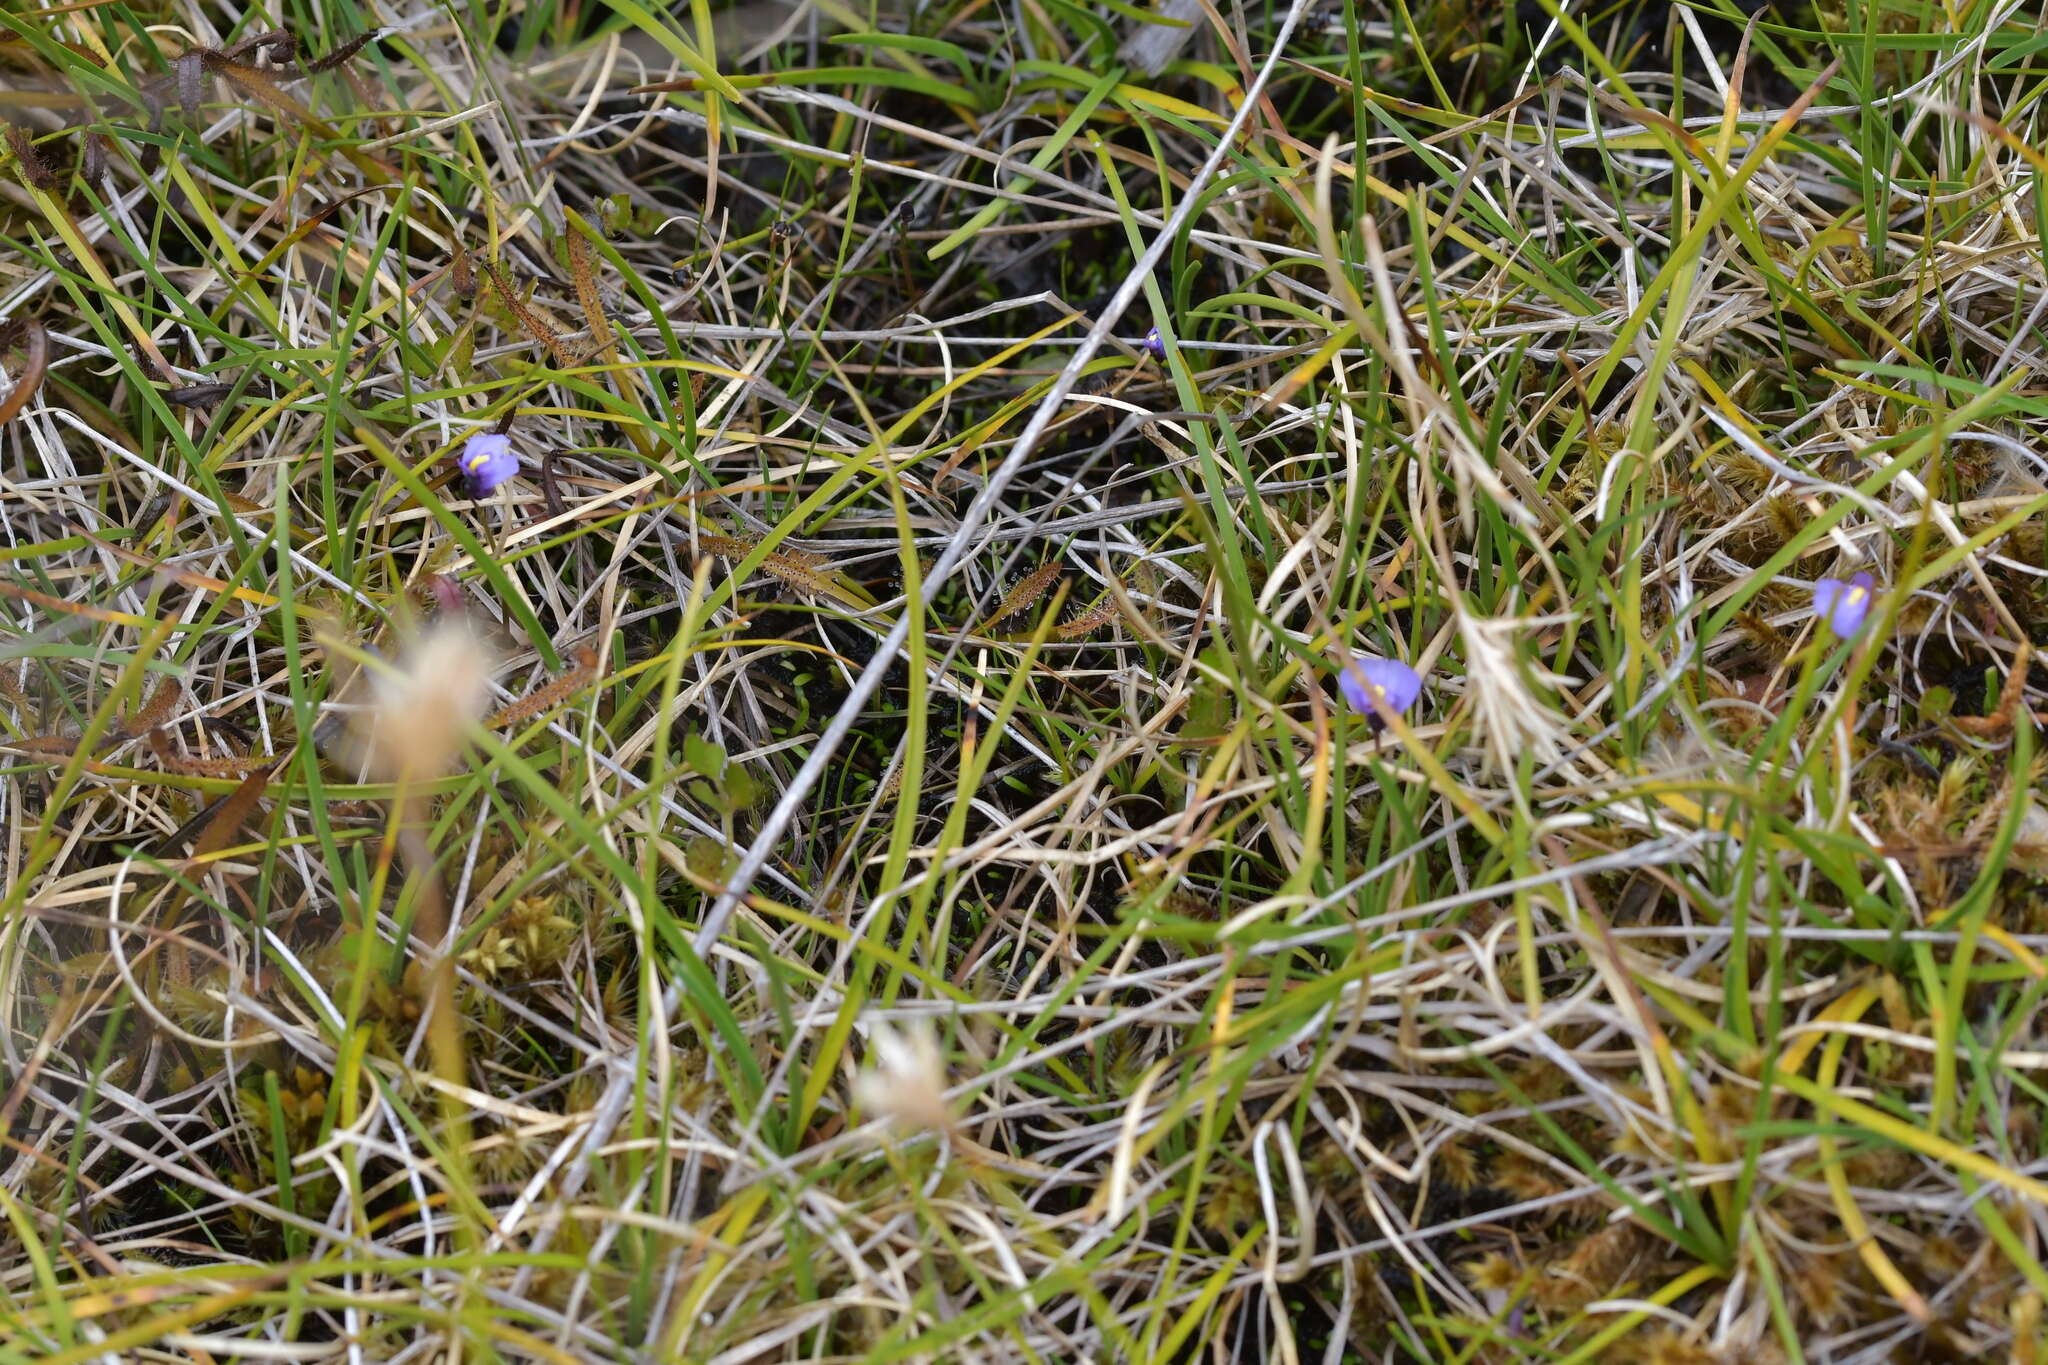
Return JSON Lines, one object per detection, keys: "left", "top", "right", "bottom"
{"left": 3, "top": 0, "right": 2048, "bottom": 1359}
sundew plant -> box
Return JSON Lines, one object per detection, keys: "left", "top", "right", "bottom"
{"left": 2, "top": 0, "right": 2048, "bottom": 1361}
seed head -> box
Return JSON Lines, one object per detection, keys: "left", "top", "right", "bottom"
{"left": 1457, "top": 612, "right": 1573, "bottom": 774}
{"left": 361, "top": 622, "right": 498, "bottom": 783}
{"left": 851, "top": 1018, "right": 953, "bottom": 1138}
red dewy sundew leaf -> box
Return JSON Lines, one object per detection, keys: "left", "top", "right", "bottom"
{"left": 485, "top": 260, "right": 579, "bottom": 368}
{"left": 980, "top": 562, "right": 1063, "bottom": 631}
{"left": 487, "top": 647, "right": 602, "bottom": 730}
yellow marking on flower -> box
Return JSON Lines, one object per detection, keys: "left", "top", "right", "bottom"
{"left": 1845, "top": 586, "right": 1867, "bottom": 604}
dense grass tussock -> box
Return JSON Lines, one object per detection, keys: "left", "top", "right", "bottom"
{"left": 4, "top": 0, "right": 2048, "bottom": 1359}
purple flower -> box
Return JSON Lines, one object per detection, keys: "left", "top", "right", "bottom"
{"left": 1143, "top": 326, "right": 1165, "bottom": 360}
{"left": 1811, "top": 572, "right": 1877, "bottom": 638}
{"left": 1337, "top": 656, "right": 1423, "bottom": 718}
{"left": 458, "top": 433, "right": 518, "bottom": 496}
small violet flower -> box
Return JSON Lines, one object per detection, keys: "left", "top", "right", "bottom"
{"left": 458, "top": 433, "right": 519, "bottom": 496}
{"left": 1811, "top": 571, "right": 1877, "bottom": 639}
{"left": 1338, "top": 656, "right": 1423, "bottom": 719}
{"left": 1142, "top": 325, "right": 1166, "bottom": 360}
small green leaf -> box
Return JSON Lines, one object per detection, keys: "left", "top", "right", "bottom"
{"left": 724, "top": 765, "right": 762, "bottom": 810}
{"left": 686, "top": 835, "right": 733, "bottom": 880}
{"left": 685, "top": 732, "right": 727, "bottom": 779}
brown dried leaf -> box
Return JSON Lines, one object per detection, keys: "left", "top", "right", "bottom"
{"left": 0, "top": 321, "right": 49, "bottom": 428}
{"left": 79, "top": 132, "right": 107, "bottom": 184}
{"left": 166, "top": 382, "right": 237, "bottom": 408}
{"left": 176, "top": 51, "right": 205, "bottom": 123}
{"left": 4, "top": 125, "right": 55, "bottom": 191}
{"left": 1954, "top": 645, "right": 2032, "bottom": 739}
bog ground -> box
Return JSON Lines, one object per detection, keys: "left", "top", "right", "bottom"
{"left": 2, "top": 0, "right": 2048, "bottom": 1361}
